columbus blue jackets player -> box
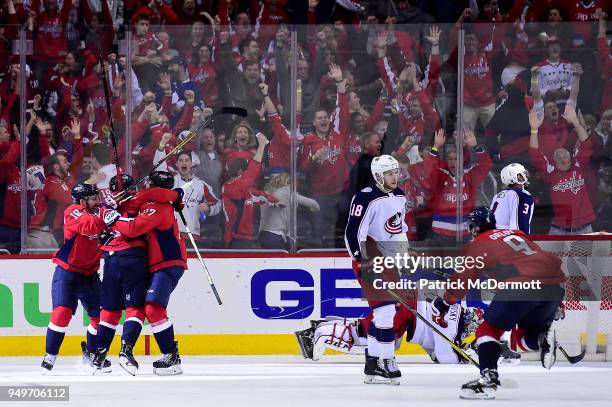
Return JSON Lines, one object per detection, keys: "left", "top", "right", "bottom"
{"left": 344, "top": 155, "right": 409, "bottom": 385}
{"left": 491, "top": 163, "right": 534, "bottom": 234}
{"left": 433, "top": 207, "right": 564, "bottom": 399}
{"left": 110, "top": 171, "right": 187, "bottom": 375}
{"left": 41, "top": 183, "right": 119, "bottom": 373}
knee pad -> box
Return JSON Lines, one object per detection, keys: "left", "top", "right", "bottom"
{"left": 144, "top": 302, "right": 167, "bottom": 325}
{"left": 49, "top": 306, "right": 73, "bottom": 332}
{"left": 373, "top": 304, "right": 395, "bottom": 329}
{"left": 475, "top": 321, "right": 504, "bottom": 346}
{"left": 125, "top": 307, "right": 145, "bottom": 326}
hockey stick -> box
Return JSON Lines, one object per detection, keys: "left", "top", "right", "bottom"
{"left": 384, "top": 289, "right": 520, "bottom": 388}
{"left": 98, "top": 54, "right": 123, "bottom": 190}
{"left": 558, "top": 343, "right": 586, "bottom": 364}
{"left": 113, "top": 106, "right": 247, "bottom": 203}
{"left": 176, "top": 209, "right": 222, "bottom": 305}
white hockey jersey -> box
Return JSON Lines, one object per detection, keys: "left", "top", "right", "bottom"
{"left": 344, "top": 185, "right": 409, "bottom": 261}
{"left": 174, "top": 174, "right": 221, "bottom": 237}
{"left": 490, "top": 187, "right": 534, "bottom": 234}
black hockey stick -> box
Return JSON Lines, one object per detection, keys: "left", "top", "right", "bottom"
{"left": 385, "top": 289, "right": 519, "bottom": 388}
{"left": 114, "top": 106, "right": 246, "bottom": 202}
{"left": 558, "top": 344, "right": 586, "bottom": 364}
{"left": 177, "top": 207, "right": 222, "bottom": 305}
{"left": 98, "top": 53, "right": 123, "bottom": 190}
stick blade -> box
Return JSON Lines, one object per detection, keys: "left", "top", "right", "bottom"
{"left": 220, "top": 106, "right": 248, "bottom": 117}
{"left": 559, "top": 345, "right": 586, "bottom": 364}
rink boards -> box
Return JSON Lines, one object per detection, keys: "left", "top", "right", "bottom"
{"left": 0, "top": 255, "right": 429, "bottom": 356}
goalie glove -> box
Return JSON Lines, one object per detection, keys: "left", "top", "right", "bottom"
{"left": 431, "top": 297, "right": 450, "bottom": 328}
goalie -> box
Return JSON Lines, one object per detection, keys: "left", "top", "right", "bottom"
{"left": 295, "top": 300, "right": 485, "bottom": 364}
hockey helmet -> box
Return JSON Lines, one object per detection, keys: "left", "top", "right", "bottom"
{"left": 467, "top": 206, "right": 496, "bottom": 235}
{"left": 109, "top": 174, "right": 136, "bottom": 193}
{"left": 148, "top": 171, "right": 174, "bottom": 189}
{"left": 371, "top": 155, "right": 399, "bottom": 188}
{"left": 71, "top": 183, "right": 99, "bottom": 202}
{"left": 500, "top": 163, "right": 528, "bottom": 187}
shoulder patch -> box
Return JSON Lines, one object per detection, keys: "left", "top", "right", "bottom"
{"left": 361, "top": 187, "right": 372, "bottom": 193}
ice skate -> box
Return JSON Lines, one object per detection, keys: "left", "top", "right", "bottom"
{"left": 460, "top": 368, "right": 500, "bottom": 399}
{"left": 539, "top": 328, "right": 557, "bottom": 369}
{"left": 41, "top": 353, "right": 56, "bottom": 375}
{"left": 119, "top": 340, "right": 139, "bottom": 376}
{"left": 152, "top": 342, "right": 182, "bottom": 376}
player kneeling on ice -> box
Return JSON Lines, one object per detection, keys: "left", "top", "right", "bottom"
{"left": 433, "top": 207, "right": 565, "bottom": 399}
{"left": 106, "top": 171, "right": 188, "bottom": 375}
{"left": 344, "top": 155, "right": 410, "bottom": 385}
{"left": 296, "top": 301, "right": 483, "bottom": 364}
{"left": 41, "top": 184, "right": 115, "bottom": 374}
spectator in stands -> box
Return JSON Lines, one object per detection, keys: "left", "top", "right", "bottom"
{"left": 224, "top": 122, "right": 257, "bottom": 162}
{"left": 130, "top": 0, "right": 178, "bottom": 25}
{"left": 189, "top": 44, "right": 221, "bottom": 110}
{"left": 535, "top": 36, "right": 573, "bottom": 108}
{"left": 27, "top": 148, "right": 81, "bottom": 248}
{"left": 196, "top": 127, "right": 223, "bottom": 196}
{"left": 131, "top": 14, "right": 163, "bottom": 93}
{"left": 424, "top": 128, "right": 492, "bottom": 243}
{"left": 529, "top": 108, "right": 596, "bottom": 234}
{"left": 0, "top": 150, "right": 21, "bottom": 254}
{"left": 259, "top": 172, "right": 320, "bottom": 250}
{"left": 597, "top": 10, "right": 612, "bottom": 116}
{"left": 299, "top": 64, "right": 349, "bottom": 245}
{"left": 222, "top": 132, "right": 277, "bottom": 249}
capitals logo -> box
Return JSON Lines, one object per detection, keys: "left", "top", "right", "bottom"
{"left": 384, "top": 212, "right": 403, "bottom": 234}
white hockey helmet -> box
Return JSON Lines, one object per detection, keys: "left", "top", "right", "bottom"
{"left": 500, "top": 163, "right": 529, "bottom": 186}
{"left": 371, "top": 155, "right": 399, "bottom": 188}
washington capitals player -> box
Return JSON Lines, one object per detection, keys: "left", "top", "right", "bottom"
{"left": 434, "top": 207, "right": 564, "bottom": 399}
{"left": 491, "top": 163, "right": 534, "bottom": 234}
{"left": 344, "top": 155, "right": 409, "bottom": 385}
{"left": 110, "top": 171, "right": 187, "bottom": 375}
{"left": 41, "top": 183, "right": 119, "bottom": 373}
{"left": 92, "top": 175, "right": 182, "bottom": 375}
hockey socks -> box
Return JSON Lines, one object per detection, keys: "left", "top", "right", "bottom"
{"left": 477, "top": 341, "right": 502, "bottom": 372}
{"left": 122, "top": 307, "right": 145, "bottom": 345}
{"left": 45, "top": 306, "right": 72, "bottom": 355}
{"left": 86, "top": 317, "right": 100, "bottom": 353}
{"left": 145, "top": 303, "right": 176, "bottom": 354}
{"left": 97, "top": 310, "right": 122, "bottom": 351}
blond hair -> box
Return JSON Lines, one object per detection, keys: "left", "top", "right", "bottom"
{"left": 265, "top": 172, "right": 290, "bottom": 192}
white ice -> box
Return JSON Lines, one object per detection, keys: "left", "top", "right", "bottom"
{"left": 1, "top": 355, "right": 611, "bottom": 407}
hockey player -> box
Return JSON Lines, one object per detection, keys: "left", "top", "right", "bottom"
{"left": 344, "top": 154, "right": 409, "bottom": 385}
{"left": 491, "top": 163, "right": 534, "bottom": 234}
{"left": 92, "top": 175, "right": 182, "bottom": 375}
{"left": 295, "top": 301, "right": 482, "bottom": 364}
{"left": 433, "top": 207, "right": 565, "bottom": 399}
{"left": 490, "top": 162, "right": 535, "bottom": 364}
{"left": 110, "top": 171, "right": 187, "bottom": 375}
{"left": 41, "top": 183, "right": 119, "bottom": 374}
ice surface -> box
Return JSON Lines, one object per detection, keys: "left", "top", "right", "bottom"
{"left": 1, "top": 355, "right": 611, "bottom": 407}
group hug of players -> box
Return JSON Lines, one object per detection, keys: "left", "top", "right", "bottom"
{"left": 307, "top": 146, "right": 565, "bottom": 399}
{"left": 41, "top": 171, "right": 188, "bottom": 376}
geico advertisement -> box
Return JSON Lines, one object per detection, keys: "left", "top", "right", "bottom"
{"left": 0, "top": 258, "right": 370, "bottom": 336}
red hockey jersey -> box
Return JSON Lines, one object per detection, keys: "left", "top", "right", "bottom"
{"left": 113, "top": 188, "right": 187, "bottom": 272}
{"left": 444, "top": 229, "right": 565, "bottom": 304}
{"left": 52, "top": 204, "right": 106, "bottom": 275}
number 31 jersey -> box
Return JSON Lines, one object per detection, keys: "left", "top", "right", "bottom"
{"left": 344, "top": 185, "right": 409, "bottom": 262}
{"left": 490, "top": 187, "right": 534, "bottom": 234}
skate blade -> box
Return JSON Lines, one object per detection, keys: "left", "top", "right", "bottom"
{"left": 460, "top": 388, "right": 496, "bottom": 400}
{"left": 119, "top": 359, "right": 138, "bottom": 376}
{"left": 153, "top": 365, "right": 183, "bottom": 376}
{"left": 41, "top": 368, "right": 53, "bottom": 376}
{"left": 91, "top": 365, "right": 112, "bottom": 375}
{"left": 364, "top": 375, "right": 399, "bottom": 386}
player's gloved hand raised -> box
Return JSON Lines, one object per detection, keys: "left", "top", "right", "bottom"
{"left": 431, "top": 296, "right": 450, "bottom": 328}
{"left": 99, "top": 206, "right": 121, "bottom": 227}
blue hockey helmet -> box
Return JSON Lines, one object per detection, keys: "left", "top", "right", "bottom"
{"left": 71, "top": 183, "right": 99, "bottom": 202}
{"left": 467, "top": 206, "right": 496, "bottom": 235}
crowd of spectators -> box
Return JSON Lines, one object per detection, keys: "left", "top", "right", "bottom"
{"left": 0, "top": 0, "right": 611, "bottom": 253}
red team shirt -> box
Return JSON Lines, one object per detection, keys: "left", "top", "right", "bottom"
{"left": 113, "top": 188, "right": 187, "bottom": 273}
{"left": 0, "top": 159, "right": 21, "bottom": 229}
{"left": 444, "top": 229, "right": 565, "bottom": 304}
{"left": 52, "top": 204, "right": 106, "bottom": 275}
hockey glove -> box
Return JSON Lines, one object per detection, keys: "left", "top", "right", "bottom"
{"left": 431, "top": 297, "right": 450, "bottom": 328}
{"left": 99, "top": 206, "right": 121, "bottom": 227}
{"left": 98, "top": 231, "right": 115, "bottom": 245}
{"left": 172, "top": 188, "right": 185, "bottom": 212}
